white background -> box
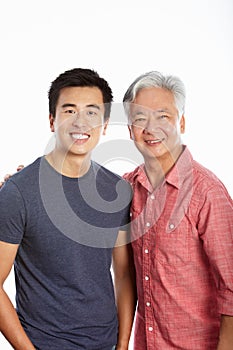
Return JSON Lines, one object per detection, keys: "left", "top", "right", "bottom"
{"left": 0, "top": 0, "right": 232, "bottom": 348}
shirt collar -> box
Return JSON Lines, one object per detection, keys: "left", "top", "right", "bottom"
{"left": 166, "top": 146, "right": 193, "bottom": 189}
{"left": 132, "top": 146, "right": 193, "bottom": 192}
{"left": 130, "top": 146, "right": 194, "bottom": 233}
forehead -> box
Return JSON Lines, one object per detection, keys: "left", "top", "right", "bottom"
{"left": 57, "top": 86, "right": 104, "bottom": 106}
{"left": 133, "top": 87, "right": 176, "bottom": 111}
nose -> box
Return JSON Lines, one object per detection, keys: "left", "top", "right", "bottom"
{"left": 143, "top": 117, "right": 158, "bottom": 134}
{"left": 71, "top": 112, "right": 88, "bottom": 129}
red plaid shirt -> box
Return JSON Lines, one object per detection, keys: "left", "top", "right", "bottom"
{"left": 124, "top": 147, "right": 233, "bottom": 350}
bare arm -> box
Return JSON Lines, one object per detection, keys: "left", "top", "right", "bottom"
{"left": 112, "top": 231, "right": 137, "bottom": 350}
{"left": 217, "top": 315, "right": 233, "bottom": 350}
{"left": 0, "top": 241, "right": 36, "bottom": 350}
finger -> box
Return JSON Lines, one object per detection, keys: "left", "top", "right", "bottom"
{"left": 3, "top": 174, "right": 11, "bottom": 181}
{"left": 17, "top": 165, "right": 24, "bottom": 172}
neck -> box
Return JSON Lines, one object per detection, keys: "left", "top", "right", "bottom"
{"left": 144, "top": 145, "right": 184, "bottom": 189}
{"left": 144, "top": 159, "right": 165, "bottom": 189}
{"left": 45, "top": 150, "right": 91, "bottom": 178}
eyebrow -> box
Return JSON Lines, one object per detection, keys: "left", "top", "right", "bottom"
{"left": 86, "top": 104, "right": 101, "bottom": 110}
{"left": 132, "top": 108, "right": 170, "bottom": 114}
{"left": 156, "top": 109, "right": 171, "bottom": 113}
{"left": 61, "top": 103, "right": 101, "bottom": 110}
{"left": 61, "top": 103, "right": 76, "bottom": 109}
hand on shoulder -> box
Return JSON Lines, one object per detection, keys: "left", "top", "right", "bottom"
{"left": 0, "top": 165, "right": 24, "bottom": 188}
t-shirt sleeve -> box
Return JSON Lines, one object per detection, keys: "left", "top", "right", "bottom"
{"left": 119, "top": 180, "right": 132, "bottom": 230}
{"left": 0, "top": 180, "right": 26, "bottom": 244}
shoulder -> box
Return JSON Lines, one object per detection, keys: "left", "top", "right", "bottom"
{"left": 123, "top": 165, "right": 142, "bottom": 185}
{"left": 9, "top": 157, "right": 41, "bottom": 181}
{"left": 92, "top": 161, "right": 132, "bottom": 200}
{"left": 92, "top": 161, "right": 129, "bottom": 186}
{"left": 1, "top": 157, "right": 42, "bottom": 194}
{"left": 192, "top": 160, "right": 229, "bottom": 192}
{"left": 189, "top": 160, "right": 232, "bottom": 210}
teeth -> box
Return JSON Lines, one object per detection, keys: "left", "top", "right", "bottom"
{"left": 146, "top": 139, "right": 161, "bottom": 144}
{"left": 72, "top": 133, "right": 89, "bottom": 140}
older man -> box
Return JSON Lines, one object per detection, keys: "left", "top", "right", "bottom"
{"left": 123, "top": 71, "right": 233, "bottom": 350}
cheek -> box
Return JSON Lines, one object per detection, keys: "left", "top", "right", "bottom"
{"left": 54, "top": 117, "right": 71, "bottom": 132}
{"left": 162, "top": 123, "right": 178, "bottom": 137}
{"left": 131, "top": 126, "right": 143, "bottom": 140}
{"left": 91, "top": 126, "right": 104, "bottom": 139}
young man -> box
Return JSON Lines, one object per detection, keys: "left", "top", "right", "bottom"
{"left": 123, "top": 71, "right": 233, "bottom": 349}
{"left": 0, "top": 68, "right": 136, "bottom": 350}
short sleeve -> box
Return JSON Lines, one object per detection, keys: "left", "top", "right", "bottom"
{"left": 119, "top": 179, "right": 132, "bottom": 230}
{"left": 198, "top": 184, "right": 233, "bottom": 315}
{"left": 0, "top": 180, "right": 26, "bottom": 244}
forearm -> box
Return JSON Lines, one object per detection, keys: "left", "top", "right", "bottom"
{"left": 115, "top": 274, "right": 137, "bottom": 350}
{"left": 217, "top": 315, "right": 233, "bottom": 350}
{"left": 0, "top": 288, "right": 36, "bottom": 350}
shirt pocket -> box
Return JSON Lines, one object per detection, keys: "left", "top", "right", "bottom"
{"left": 155, "top": 216, "right": 191, "bottom": 266}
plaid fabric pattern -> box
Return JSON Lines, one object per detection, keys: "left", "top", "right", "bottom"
{"left": 124, "top": 147, "right": 233, "bottom": 350}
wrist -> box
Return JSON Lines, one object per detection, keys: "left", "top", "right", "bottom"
{"left": 116, "top": 342, "right": 128, "bottom": 350}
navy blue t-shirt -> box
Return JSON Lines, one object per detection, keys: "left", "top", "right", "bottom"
{"left": 0, "top": 157, "right": 132, "bottom": 350}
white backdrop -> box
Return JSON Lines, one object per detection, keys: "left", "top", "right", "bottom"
{"left": 0, "top": 0, "right": 232, "bottom": 348}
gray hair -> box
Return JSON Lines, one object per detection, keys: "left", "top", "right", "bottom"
{"left": 123, "top": 71, "right": 186, "bottom": 118}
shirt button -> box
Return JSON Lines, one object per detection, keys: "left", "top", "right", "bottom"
{"left": 146, "top": 222, "right": 150, "bottom": 227}
{"left": 148, "top": 326, "right": 153, "bottom": 332}
{"left": 169, "top": 223, "right": 175, "bottom": 229}
{"left": 150, "top": 194, "right": 155, "bottom": 200}
{"left": 146, "top": 302, "right": 151, "bottom": 307}
{"left": 130, "top": 212, "right": 132, "bottom": 217}
{"left": 145, "top": 275, "right": 149, "bottom": 281}
{"left": 144, "top": 249, "right": 149, "bottom": 254}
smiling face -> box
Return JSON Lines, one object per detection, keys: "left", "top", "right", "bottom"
{"left": 49, "top": 86, "right": 108, "bottom": 160}
{"left": 128, "top": 87, "right": 185, "bottom": 167}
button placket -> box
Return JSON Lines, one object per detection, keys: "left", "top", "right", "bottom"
{"left": 142, "top": 192, "right": 156, "bottom": 349}
{"left": 142, "top": 229, "right": 154, "bottom": 349}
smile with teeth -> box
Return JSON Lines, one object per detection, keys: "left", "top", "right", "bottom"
{"left": 145, "top": 138, "right": 164, "bottom": 144}
{"left": 71, "top": 133, "right": 89, "bottom": 140}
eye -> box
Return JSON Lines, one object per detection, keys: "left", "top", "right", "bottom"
{"left": 135, "top": 117, "right": 146, "bottom": 122}
{"left": 157, "top": 114, "right": 169, "bottom": 122}
{"left": 86, "top": 110, "right": 97, "bottom": 117}
{"left": 65, "top": 109, "right": 76, "bottom": 114}
{"left": 132, "top": 112, "right": 147, "bottom": 122}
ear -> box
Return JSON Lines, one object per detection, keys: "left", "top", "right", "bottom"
{"left": 128, "top": 124, "right": 134, "bottom": 140}
{"left": 49, "top": 114, "right": 55, "bottom": 132}
{"left": 102, "top": 119, "right": 109, "bottom": 135}
{"left": 180, "top": 115, "right": 185, "bottom": 134}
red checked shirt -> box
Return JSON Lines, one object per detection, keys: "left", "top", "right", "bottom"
{"left": 124, "top": 147, "right": 233, "bottom": 350}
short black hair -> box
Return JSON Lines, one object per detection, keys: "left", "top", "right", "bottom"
{"left": 48, "top": 68, "right": 113, "bottom": 121}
